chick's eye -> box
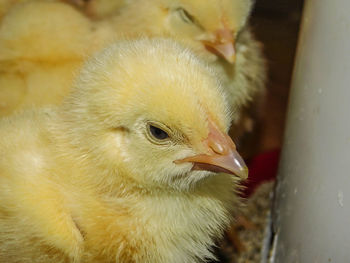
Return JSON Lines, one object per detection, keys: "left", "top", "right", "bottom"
{"left": 177, "top": 8, "right": 194, "bottom": 24}
{"left": 149, "top": 125, "right": 169, "bottom": 140}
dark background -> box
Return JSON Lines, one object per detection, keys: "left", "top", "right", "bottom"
{"left": 251, "top": 0, "right": 304, "bottom": 154}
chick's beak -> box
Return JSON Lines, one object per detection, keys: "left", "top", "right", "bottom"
{"left": 174, "top": 121, "right": 248, "bottom": 179}
{"left": 202, "top": 28, "right": 236, "bottom": 63}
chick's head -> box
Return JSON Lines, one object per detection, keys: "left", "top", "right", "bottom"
{"left": 63, "top": 39, "right": 247, "bottom": 191}
{"left": 115, "top": 0, "right": 253, "bottom": 63}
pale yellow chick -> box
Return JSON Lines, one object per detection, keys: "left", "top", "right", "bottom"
{"left": 0, "top": 0, "right": 86, "bottom": 20}
{"left": 0, "top": 0, "right": 26, "bottom": 19}
{"left": 98, "top": 0, "right": 267, "bottom": 129}
{"left": 0, "top": 0, "right": 114, "bottom": 116}
{"left": 0, "top": 38, "right": 248, "bottom": 263}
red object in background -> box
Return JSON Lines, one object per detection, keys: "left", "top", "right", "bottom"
{"left": 243, "top": 149, "right": 280, "bottom": 197}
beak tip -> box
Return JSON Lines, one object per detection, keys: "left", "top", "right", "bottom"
{"left": 227, "top": 55, "right": 236, "bottom": 64}
{"left": 203, "top": 41, "right": 236, "bottom": 64}
{"left": 239, "top": 166, "right": 249, "bottom": 180}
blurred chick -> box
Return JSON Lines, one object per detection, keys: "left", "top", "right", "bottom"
{"left": 0, "top": 0, "right": 114, "bottom": 116}
{"left": 100, "top": 0, "right": 267, "bottom": 131}
{"left": 0, "top": 0, "right": 25, "bottom": 19}
{"left": 0, "top": 38, "right": 248, "bottom": 263}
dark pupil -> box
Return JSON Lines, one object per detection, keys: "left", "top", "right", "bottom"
{"left": 150, "top": 125, "right": 169, "bottom": 140}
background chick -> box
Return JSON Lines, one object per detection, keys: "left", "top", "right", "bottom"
{"left": 84, "top": 0, "right": 128, "bottom": 18}
{"left": 0, "top": 38, "right": 247, "bottom": 263}
{"left": 0, "top": 0, "right": 84, "bottom": 20}
{"left": 0, "top": 0, "right": 25, "bottom": 19}
{"left": 92, "top": 0, "right": 267, "bottom": 142}
{"left": 0, "top": 0, "right": 114, "bottom": 116}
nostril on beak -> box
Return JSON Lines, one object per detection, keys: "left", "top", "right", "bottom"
{"left": 209, "top": 140, "right": 226, "bottom": 155}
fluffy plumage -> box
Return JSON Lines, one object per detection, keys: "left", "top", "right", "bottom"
{"left": 0, "top": 0, "right": 84, "bottom": 20}
{"left": 0, "top": 39, "right": 247, "bottom": 263}
{"left": 0, "top": 0, "right": 113, "bottom": 116}
{"left": 0, "top": 0, "right": 24, "bottom": 19}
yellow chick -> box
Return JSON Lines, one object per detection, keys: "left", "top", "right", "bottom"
{"left": 0, "top": 38, "right": 248, "bottom": 262}
{"left": 100, "top": 0, "right": 267, "bottom": 126}
{"left": 0, "top": 0, "right": 114, "bottom": 116}
{"left": 0, "top": 0, "right": 85, "bottom": 20}
{"left": 0, "top": 0, "right": 24, "bottom": 19}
